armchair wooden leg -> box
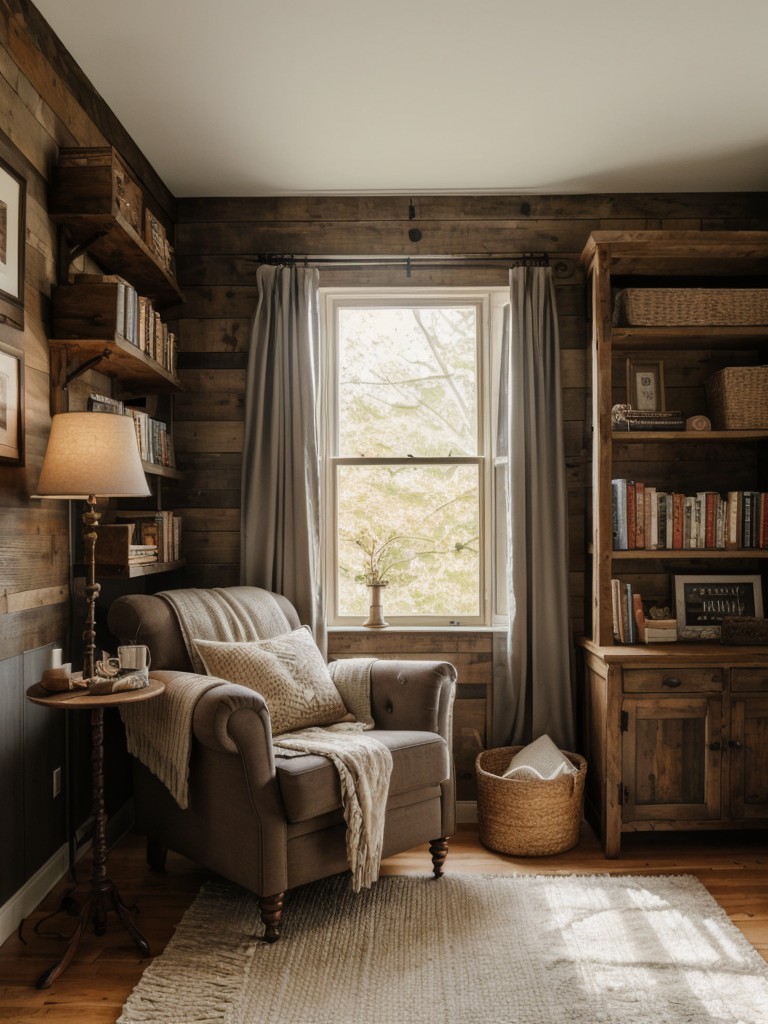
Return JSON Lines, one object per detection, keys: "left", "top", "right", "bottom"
{"left": 429, "top": 838, "right": 448, "bottom": 878}
{"left": 146, "top": 837, "right": 167, "bottom": 872}
{"left": 259, "top": 892, "right": 285, "bottom": 942}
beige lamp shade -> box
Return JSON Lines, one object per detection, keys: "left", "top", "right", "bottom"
{"left": 36, "top": 412, "right": 151, "bottom": 499}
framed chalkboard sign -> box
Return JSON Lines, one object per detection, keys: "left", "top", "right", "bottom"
{"left": 674, "top": 574, "right": 764, "bottom": 640}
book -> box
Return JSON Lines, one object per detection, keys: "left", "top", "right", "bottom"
{"left": 87, "top": 392, "right": 124, "bottom": 415}
{"left": 611, "top": 479, "right": 628, "bottom": 550}
{"left": 726, "top": 491, "right": 742, "bottom": 549}
{"left": 611, "top": 578, "right": 622, "bottom": 642}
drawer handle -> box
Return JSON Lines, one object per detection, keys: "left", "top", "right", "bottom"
{"left": 709, "top": 741, "right": 722, "bottom": 751}
{"left": 662, "top": 676, "right": 682, "bottom": 688}
{"left": 729, "top": 739, "right": 742, "bottom": 750}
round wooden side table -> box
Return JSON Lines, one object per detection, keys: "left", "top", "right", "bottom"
{"left": 26, "top": 678, "right": 165, "bottom": 989}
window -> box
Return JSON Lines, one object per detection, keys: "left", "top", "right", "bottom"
{"left": 323, "top": 288, "right": 508, "bottom": 626}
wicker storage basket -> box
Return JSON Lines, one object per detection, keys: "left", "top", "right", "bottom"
{"left": 705, "top": 366, "right": 768, "bottom": 429}
{"left": 613, "top": 288, "right": 768, "bottom": 326}
{"left": 476, "top": 746, "right": 587, "bottom": 856}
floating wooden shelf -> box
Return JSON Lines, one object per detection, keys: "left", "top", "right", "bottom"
{"left": 93, "top": 559, "right": 186, "bottom": 579}
{"left": 141, "top": 461, "right": 182, "bottom": 481}
{"left": 51, "top": 210, "right": 184, "bottom": 308}
{"left": 49, "top": 337, "right": 182, "bottom": 392}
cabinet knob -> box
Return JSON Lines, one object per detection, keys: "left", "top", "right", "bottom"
{"left": 728, "top": 739, "right": 742, "bottom": 749}
{"left": 661, "top": 676, "right": 682, "bottom": 688}
{"left": 709, "top": 741, "right": 722, "bottom": 751}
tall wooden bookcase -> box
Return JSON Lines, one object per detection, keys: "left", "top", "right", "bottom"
{"left": 579, "top": 230, "right": 768, "bottom": 856}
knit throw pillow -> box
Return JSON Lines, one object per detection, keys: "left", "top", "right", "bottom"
{"left": 193, "top": 626, "right": 350, "bottom": 735}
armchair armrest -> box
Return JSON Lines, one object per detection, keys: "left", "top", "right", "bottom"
{"left": 369, "top": 660, "right": 456, "bottom": 739}
{"left": 191, "top": 679, "right": 274, "bottom": 762}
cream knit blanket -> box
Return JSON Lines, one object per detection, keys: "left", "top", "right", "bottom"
{"left": 121, "top": 672, "right": 220, "bottom": 809}
{"left": 273, "top": 724, "right": 391, "bottom": 892}
{"left": 159, "top": 586, "right": 290, "bottom": 671}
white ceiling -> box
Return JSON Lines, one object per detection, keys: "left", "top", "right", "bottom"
{"left": 34, "top": 0, "right": 768, "bottom": 198}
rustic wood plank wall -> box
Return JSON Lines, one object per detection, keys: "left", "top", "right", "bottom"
{"left": 171, "top": 192, "right": 768, "bottom": 625}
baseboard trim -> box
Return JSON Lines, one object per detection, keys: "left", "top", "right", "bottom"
{"left": 456, "top": 800, "right": 478, "bottom": 824}
{"left": 0, "top": 844, "right": 71, "bottom": 947}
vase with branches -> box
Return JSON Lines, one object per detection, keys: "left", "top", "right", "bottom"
{"left": 353, "top": 530, "right": 450, "bottom": 627}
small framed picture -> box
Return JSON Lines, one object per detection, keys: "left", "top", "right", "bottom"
{"left": 674, "top": 574, "right": 764, "bottom": 640}
{"left": 0, "top": 151, "right": 26, "bottom": 331}
{"left": 0, "top": 340, "right": 24, "bottom": 464}
{"left": 627, "top": 358, "right": 665, "bottom": 412}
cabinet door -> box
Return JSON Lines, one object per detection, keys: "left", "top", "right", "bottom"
{"left": 729, "top": 696, "right": 768, "bottom": 819}
{"left": 621, "top": 696, "right": 722, "bottom": 823}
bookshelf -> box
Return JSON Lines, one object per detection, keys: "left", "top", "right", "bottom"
{"left": 48, "top": 146, "right": 185, "bottom": 579}
{"left": 50, "top": 146, "right": 183, "bottom": 307}
{"left": 578, "top": 230, "right": 768, "bottom": 856}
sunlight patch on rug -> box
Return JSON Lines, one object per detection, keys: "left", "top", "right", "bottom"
{"left": 118, "top": 873, "right": 768, "bottom": 1024}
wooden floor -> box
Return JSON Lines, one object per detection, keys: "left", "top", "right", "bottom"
{"left": 1, "top": 822, "right": 766, "bottom": 1022}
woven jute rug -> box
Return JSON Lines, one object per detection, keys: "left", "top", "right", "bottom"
{"left": 119, "top": 872, "right": 768, "bottom": 1024}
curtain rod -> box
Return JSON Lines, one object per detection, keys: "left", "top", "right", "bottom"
{"left": 256, "top": 253, "right": 552, "bottom": 269}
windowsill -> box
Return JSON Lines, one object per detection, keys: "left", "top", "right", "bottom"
{"left": 327, "top": 624, "right": 508, "bottom": 633}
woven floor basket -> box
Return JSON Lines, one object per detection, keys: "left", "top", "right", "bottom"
{"left": 705, "top": 366, "right": 768, "bottom": 429}
{"left": 613, "top": 288, "right": 768, "bottom": 326}
{"left": 476, "top": 746, "right": 587, "bottom": 856}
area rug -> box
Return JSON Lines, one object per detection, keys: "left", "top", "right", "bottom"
{"left": 118, "top": 872, "right": 768, "bottom": 1024}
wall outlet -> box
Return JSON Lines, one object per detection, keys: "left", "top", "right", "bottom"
{"left": 52, "top": 766, "right": 62, "bottom": 799}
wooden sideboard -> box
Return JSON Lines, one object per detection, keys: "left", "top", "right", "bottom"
{"left": 580, "top": 639, "right": 768, "bottom": 856}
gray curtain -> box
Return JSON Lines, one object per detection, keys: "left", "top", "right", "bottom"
{"left": 493, "top": 265, "right": 575, "bottom": 750}
{"left": 241, "top": 264, "right": 326, "bottom": 655}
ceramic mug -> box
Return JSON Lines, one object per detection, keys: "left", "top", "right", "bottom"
{"left": 118, "top": 644, "right": 151, "bottom": 671}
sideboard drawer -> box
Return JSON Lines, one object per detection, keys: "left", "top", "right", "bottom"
{"left": 731, "top": 667, "right": 768, "bottom": 693}
{"left": 623, "top": 667, "right": 725, "bottom": 693}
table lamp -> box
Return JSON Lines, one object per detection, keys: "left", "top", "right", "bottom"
{"left": 36, "top": 412, "right": 150, "bottom": 681}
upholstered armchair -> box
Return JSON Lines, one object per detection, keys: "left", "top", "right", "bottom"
{"left": 107, "top": 587, "right": 456, "bottom": 940}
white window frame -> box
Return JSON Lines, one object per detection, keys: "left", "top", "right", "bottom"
{"left": 321, "top": 286, "right": 509, "bottom": 628}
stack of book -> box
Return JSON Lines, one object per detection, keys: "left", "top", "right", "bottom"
{"left": 96, "top": 524, "right": 157, "bottom": 569}
{"left": 111, "top": 509, "right": 182, "bottom": 564}
{"left": 612, "top": 479, "right": 768, "bottom": 551}
{"left": 611, "top": 583, "right": 679, "bottom": 644}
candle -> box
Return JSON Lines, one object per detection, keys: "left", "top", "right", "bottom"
{"left": 51, "top": 648, "right": 63, "bottom": 669}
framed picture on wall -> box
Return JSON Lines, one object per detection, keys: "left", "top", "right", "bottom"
{"left": 0, "top": 340, "right": 24, "bottom": 464}
{"left": 0, "top": 152, "right": 26, "bottom": 331}
{"left": 627, "top": 357, "right": 665, "bottom": 412}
